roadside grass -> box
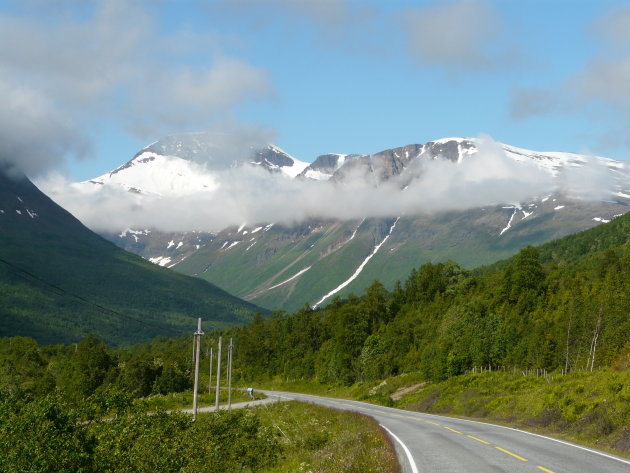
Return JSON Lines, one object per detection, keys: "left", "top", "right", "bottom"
{"left": 393, "top": 369, "right": 630, "bottom": 457}
{"left": 136, "top": 386, "right": 402, "bottom": 472}
{"left": 252, "top": 401, "right": 401, "bottom": 473}
{"left": 138, "top": 388, "right": 259, "bottom": 411}
{"left": 253, "top": 372, "right": 426, "bottom": 406}
{"left": 253, "top": 369, "right": 629, "bottom": 458}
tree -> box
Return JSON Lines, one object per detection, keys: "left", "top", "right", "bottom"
{"left": 503, "top": 246, "right": 545, "bottom": 304}
{"left": 67, "top": 335, "right": 115, "bottom": 398}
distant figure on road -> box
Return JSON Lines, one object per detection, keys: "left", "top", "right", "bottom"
{"left": 247, "top": 387, "right": 254, "bottom": 399}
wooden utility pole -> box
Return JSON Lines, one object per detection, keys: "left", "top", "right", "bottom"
{"left": 208, "top": 347, "right": 213, "bottom": 395}
{"left": 227, "top": 338, "right": 233, "bottom": 410}
{"left": 215, "top": 336, "right": 222, "bottom": 410}
{"left": 192, "top": 318, "right": 204, "bottom": 421}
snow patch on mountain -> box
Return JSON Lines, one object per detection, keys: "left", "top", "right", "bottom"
{"left": 268, "top": 266, "right": 312, "bottom": 291}
{"left": 300, "top": 153, "right": 353, "bottom": 181}
{"left": 347, "top": 218, "right": 365, "bottom": 242}
{"left": 500, "top": 206, "right": 519, "bottom": 236}
{"left": 119, "top": 228, "right": 150, "bottom": 242}
{"left": 149, "top": 256, "right": 172, "bottom": 267}
{"left": 86, "top": 152, "right": 220, "bottom": 197}
{"left": 313, "top": 217, "right": 400, "bottom": 308}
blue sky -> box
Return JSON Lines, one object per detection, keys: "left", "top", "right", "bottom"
{"left": 2, "top": 0, "right": 630, "bottom": 181}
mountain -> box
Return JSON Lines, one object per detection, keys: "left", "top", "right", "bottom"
{"left": 217, "top": 210, "right": 630, "bottom": 454}
{"left": 76, "top": 133, "right": 308, "bottom": 268}
{"left": 0, "top": 168, "right": 264, "bottom": 345}
{"left": 59, "top": 134, "right": 630, "bottom": 312}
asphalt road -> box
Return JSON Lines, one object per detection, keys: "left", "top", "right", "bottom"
{"left": 261, "top": 390, "right": 630, "bottom": 473}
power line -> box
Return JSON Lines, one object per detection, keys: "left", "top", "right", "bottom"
{"left": 0, "top": 255, "right": 186, "bottom": 337}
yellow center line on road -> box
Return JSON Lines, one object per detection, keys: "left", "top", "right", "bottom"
{"left": 536, "top": 467, "right": 556, "bottom": 473}
{"left": 467, "top": 435, "right": 491, "bottom": 445}
{"left": 425, "top": 420, "right": 441, "bottom": 426}
{"left": 495, "top": 446, "right": 528, "bottom": 462}
{"left": 444, "top": 426, "right": 462, "bottom": 434}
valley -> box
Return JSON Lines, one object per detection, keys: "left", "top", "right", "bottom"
{"left": 44, "top": 133, "right": 630, "bottom": 312}
{"left": 3, "top": 2, "right": 630, "bottom": 472}
{"left": 0, "top": 169, "right": 264, "bottom": 346}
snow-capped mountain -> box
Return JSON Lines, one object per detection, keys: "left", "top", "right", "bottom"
{"left": 62, "top": 134, "right": 630, "bottom": 310}
{"left": 75, "top": 132, "right": 309, "bottom": 267}
{"left": 80, "top": 133, "right": 630, "bottom": 201}
{"left": 299, "top": 153, "right": 361, "bottom": 180}
{"left": 84, "top": 133, "right": 308, "bottom": 196}
{"left": 306, "top": 137, "right": 628, "bottom": 188}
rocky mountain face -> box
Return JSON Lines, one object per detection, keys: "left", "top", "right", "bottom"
{"left": 62, "top": 133, "right": 630, "bottom": 312}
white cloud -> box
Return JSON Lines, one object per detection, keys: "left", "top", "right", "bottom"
{"left": 0, "top": 0, "right": 272, "bottom": 177}
{"left": 571, "top": 57, "right": 630, "bottom": 113}
{"left": 510, "top": 89, "right": 561, "bottom": 120}
{"left": 0, "top": 79, "right": 89, "bottom": 177}
{"left": 219, "top": 0, "right": 350, "bottom": 26}
{"left": 511, "top": 4, "right": 630, "bottom": 145}
{"left": 39, "top": 135, "right": 613, "bottom": 234}
{"left": 593, "top": 4, "right": 630, "bottom": 48}
{"left": 400, "top": 0, "right": 503, "bottom": 70}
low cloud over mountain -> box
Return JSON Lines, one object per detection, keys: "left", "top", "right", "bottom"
{"left": 38, "top": 134, "right": 620, "bottom": 234}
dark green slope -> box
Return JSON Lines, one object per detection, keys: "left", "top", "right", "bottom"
{"left": 175, "top": 197, "right": 629, "bottom": 312}
{"left": 225, "top": 208, "right": 630, "bottom": 389}
{"left": 478, "top": 207, "right": 630, "bottom": 275}
{"left": 0, "top": 170, "right": 265, "bottom": 345}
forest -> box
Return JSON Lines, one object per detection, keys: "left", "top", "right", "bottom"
{"left": 3, "top": 212, "right": 630, "bottom": 399}
{"left": 229, "top": 241, "right": 629, "bottom": 385}
{"left": 2, "top": 210, "right": 630, "bottom": 469}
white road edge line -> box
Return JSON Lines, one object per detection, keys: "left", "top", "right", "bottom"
{"left": 380, "top": 424, "right": 419, "bottom": 473}
{"left": 266, "top": 392, "right": 630, "bottom": 467}
{"left": 424, "top": 415, "right": 630, "bottom": 466}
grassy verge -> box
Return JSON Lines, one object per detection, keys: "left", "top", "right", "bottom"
{"left": 253, "top": 372, "right": 426, "bottom": 406}
{"left": 133, "top": 388, "right": 402, "bottom": 471}
{"left": 386, "top": 369, "right": 630, "bottom": 457}
{"left": 137, "top": 388, "right": 261, "bottom": 411}
{"left": 251, "top": 369, "right": 629, "bottom": 458}
{"left": 253, "top": 401, "right": 400, "bottom": 473}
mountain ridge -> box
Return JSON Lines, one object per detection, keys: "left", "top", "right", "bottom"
{"left": 44, "top": 133, "right": 630, "bottom": 311}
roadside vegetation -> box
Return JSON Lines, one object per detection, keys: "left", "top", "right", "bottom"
{"left": 379, "top": 369, "right": 629, "bottom": 456}
{"left": 257, "top": 401, "right": 400, "bottom": 473}
{"left": 0, "top": 387, "right": 276, "bottom": 473}
{"left": 253, "top": 368, "right": 630, "bottom": 457}
{"left": 3, "top": 210, "right": 630, "bottom": 466}
{"left": 0, "top": 335, "right": 401, "bottom": 472}
{"left": 219, "top": 215, "right": 630, "bottom": 456}
{"left": 0, "top": 385, "right": 399, "bottom": 473}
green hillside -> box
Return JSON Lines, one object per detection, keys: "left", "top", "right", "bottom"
{"left": 0, "top": 170, "right": 265, "bottom": 345}
{"left": 175, "top": 198, "right": 628, "bottom": 312}
{"left": 223, "top": 210, "right": 630, "bottom": 384}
